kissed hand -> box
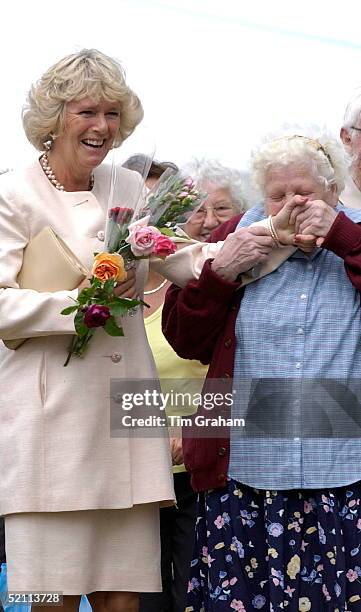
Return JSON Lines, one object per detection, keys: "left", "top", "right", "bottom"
{"left": 272, "top": 196, "right": 337, "bottom": 252}
{"left": 272, "top": 195, "right": 308, "bottom": 245}
{"left": 290, "top": 199, "right": 338, "bottom": 246}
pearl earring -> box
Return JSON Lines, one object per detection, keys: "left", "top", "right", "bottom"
{"left": 43, "top": 139, "right": 53, "bottom": 152}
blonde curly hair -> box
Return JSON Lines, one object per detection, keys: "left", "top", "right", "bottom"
{"left": 22, "top": 48, "right": 143, "bottom": 151}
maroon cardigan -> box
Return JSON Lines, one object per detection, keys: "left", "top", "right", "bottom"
{"left": 162, "top": 212, "right": 361, "bottom": 491}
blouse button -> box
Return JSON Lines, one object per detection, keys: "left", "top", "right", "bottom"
{"left": 111, "top": 352, "right": 122, "bottom": 363}
{"left": 97, "top": 230, "right": 105, "bottom": 241}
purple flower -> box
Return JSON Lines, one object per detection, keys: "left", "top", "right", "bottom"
{"left": 252, "top": 594, "right": 266, "bottom": 609}
{"left": 84, "top": 305, "right": 111, "bottom": 328}
{"left": 267, "top": 522, "right": 284, "bottom": 537}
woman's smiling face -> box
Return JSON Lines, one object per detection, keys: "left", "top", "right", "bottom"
{"left": 53, "top": 97, "right": 121, "bottom": 173}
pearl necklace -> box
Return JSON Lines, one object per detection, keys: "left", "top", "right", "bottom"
{"left": 144, "top": 278, "right": 168, "bottom": 295}
{"left": 40, "top": 153, "right": 94, "bottom": 192}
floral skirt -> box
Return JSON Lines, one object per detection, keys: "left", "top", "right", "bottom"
{"left": 185, "top": 479, "right": 361, "bottom": 611}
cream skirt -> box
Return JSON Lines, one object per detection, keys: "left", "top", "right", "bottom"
{"left": 5, "top": 504, "right": 161, "bottom": 595}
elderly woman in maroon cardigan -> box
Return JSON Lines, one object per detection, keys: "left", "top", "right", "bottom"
{"left": 162, "top": 132, "right": 361, "bottom": 611}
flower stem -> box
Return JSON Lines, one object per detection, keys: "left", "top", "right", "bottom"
{"left": 63, "top": 330, "right": 95, "bottom": 366}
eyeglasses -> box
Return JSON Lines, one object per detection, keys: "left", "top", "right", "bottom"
{"left": 350, "top": 126, "right": 361, "bottom": 132}
{"left": 189, "top": 204, "right": 235, "bottom": 222}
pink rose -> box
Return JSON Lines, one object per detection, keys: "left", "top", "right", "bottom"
{"left": 126, "top": 218, "right": 161, "bottom": 257}
{"left": 153, "top": 235, "right": 176, "bottom": 258}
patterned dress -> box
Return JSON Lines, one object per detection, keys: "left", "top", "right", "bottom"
{"left": 186, "top": 479, "right": 361, "bottom": 611}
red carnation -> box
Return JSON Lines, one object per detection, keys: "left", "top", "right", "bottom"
{"left": 108, "top": 207, "right": 133, "bottom": 223}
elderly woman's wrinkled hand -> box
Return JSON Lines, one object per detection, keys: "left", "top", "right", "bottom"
{"left": 272, "top": 196, "right": 318, "bottom": 252}
{"left": 211, "top": 227, "right": 274, "bottom": 282}
{"left": 272, "top": 195, "right": 308, "bottom": 245}
{"left": 290, "top": 199, "right": 338, "bottom": 247}
{"left": 113, "top": 268, "right": 138, "bottom": 299}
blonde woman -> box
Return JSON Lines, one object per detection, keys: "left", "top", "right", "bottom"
{"left": 0, "top": 49, "right": 175, "bottom": 612}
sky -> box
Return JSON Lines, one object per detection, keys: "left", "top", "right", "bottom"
{"left": 1, "top": 0, "right": 361, "bottom": 171}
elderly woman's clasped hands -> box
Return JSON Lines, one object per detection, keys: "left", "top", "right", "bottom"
{"left": 270, "top": 194, "right": 338, "bottom": 250}
{"left": 212, "top": 195, "right": 339, "bottom": 282}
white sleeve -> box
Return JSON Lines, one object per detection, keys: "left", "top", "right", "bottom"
{"left": 150, "top": 240, "right": 222, "bottom": 288}
{"left": 151, "top": 218, "right": 295, "bottom": 288}
{"left": 0, "top": 188, "right": 77, "bottom": 340}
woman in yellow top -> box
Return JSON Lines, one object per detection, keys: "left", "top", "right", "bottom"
{"left": 141, "top": 158, "right": 249, "bottom": 612}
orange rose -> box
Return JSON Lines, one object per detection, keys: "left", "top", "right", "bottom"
{"left": 91, "top": 252, "right": 127, "bottom": 283}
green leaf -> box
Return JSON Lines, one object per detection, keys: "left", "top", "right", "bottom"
{"left": 91, "top": 277, "right": 101, "bottom": 288}
{"left": 78, "top": 286, "right": 96, "bottom": 301}
{"left": 117, "top": 297, "right": 142, "bottom": 308}
{"left": 104, "top": 317, "right": 124, "bottom": 336}
{"left": 109, "top": 302, "right": 129, "bottom": 317}
{"left": 74, "top": 312, "right": 88, "bottom": 337}
{"left": 103, "top": 279, "right": 116, "bottom": 294}
{"left": 61, "top": 305, "right": 79, "bottom": 315}
{"left": 159, "top": 227, "right": 176, "bottom": 236}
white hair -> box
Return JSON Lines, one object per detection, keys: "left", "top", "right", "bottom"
{"left": 181, "top": 158, "right": 249, "bottom": 211}
{"left": 342, "top": 89, "right": 361, "bottom": 129}
{"left": 341, "top": 91, "right": 361, "bottom": 166}
{"left": 252, "top": 126, "right": 347, "bottom": 196}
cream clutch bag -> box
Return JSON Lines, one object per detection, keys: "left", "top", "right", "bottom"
{"left": 4, "top": 226, "right": 88, "bottom": 350}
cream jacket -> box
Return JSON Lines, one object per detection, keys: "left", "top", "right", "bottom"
{"left": 0, "top": 159, "right": 174, "bottom": 515}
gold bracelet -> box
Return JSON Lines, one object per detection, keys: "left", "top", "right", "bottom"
{"left": 268, "top": 215, "right": 281, "bottom": 246}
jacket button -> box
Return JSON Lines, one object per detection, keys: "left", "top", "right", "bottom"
{"left": 97, "top": 230, "right": 105, "bottom": 241}
{"left": 224, "top": 339, "right": 232, "bottom": 348}
{"left": 218, "top": 473, "right": 225, "bottom": 481}
{"left": 218, "top": 446, "right": 226, "bottom": 456}
{"left": 111, "top": 352, "right": 122, "bottom": 363}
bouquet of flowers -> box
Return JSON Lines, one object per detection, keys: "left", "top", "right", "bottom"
{"left": 107, "top": 168, "right": 204, "bottom": 262}
{"left": 61, "top": 168, "right": 206, "bottom": 366}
